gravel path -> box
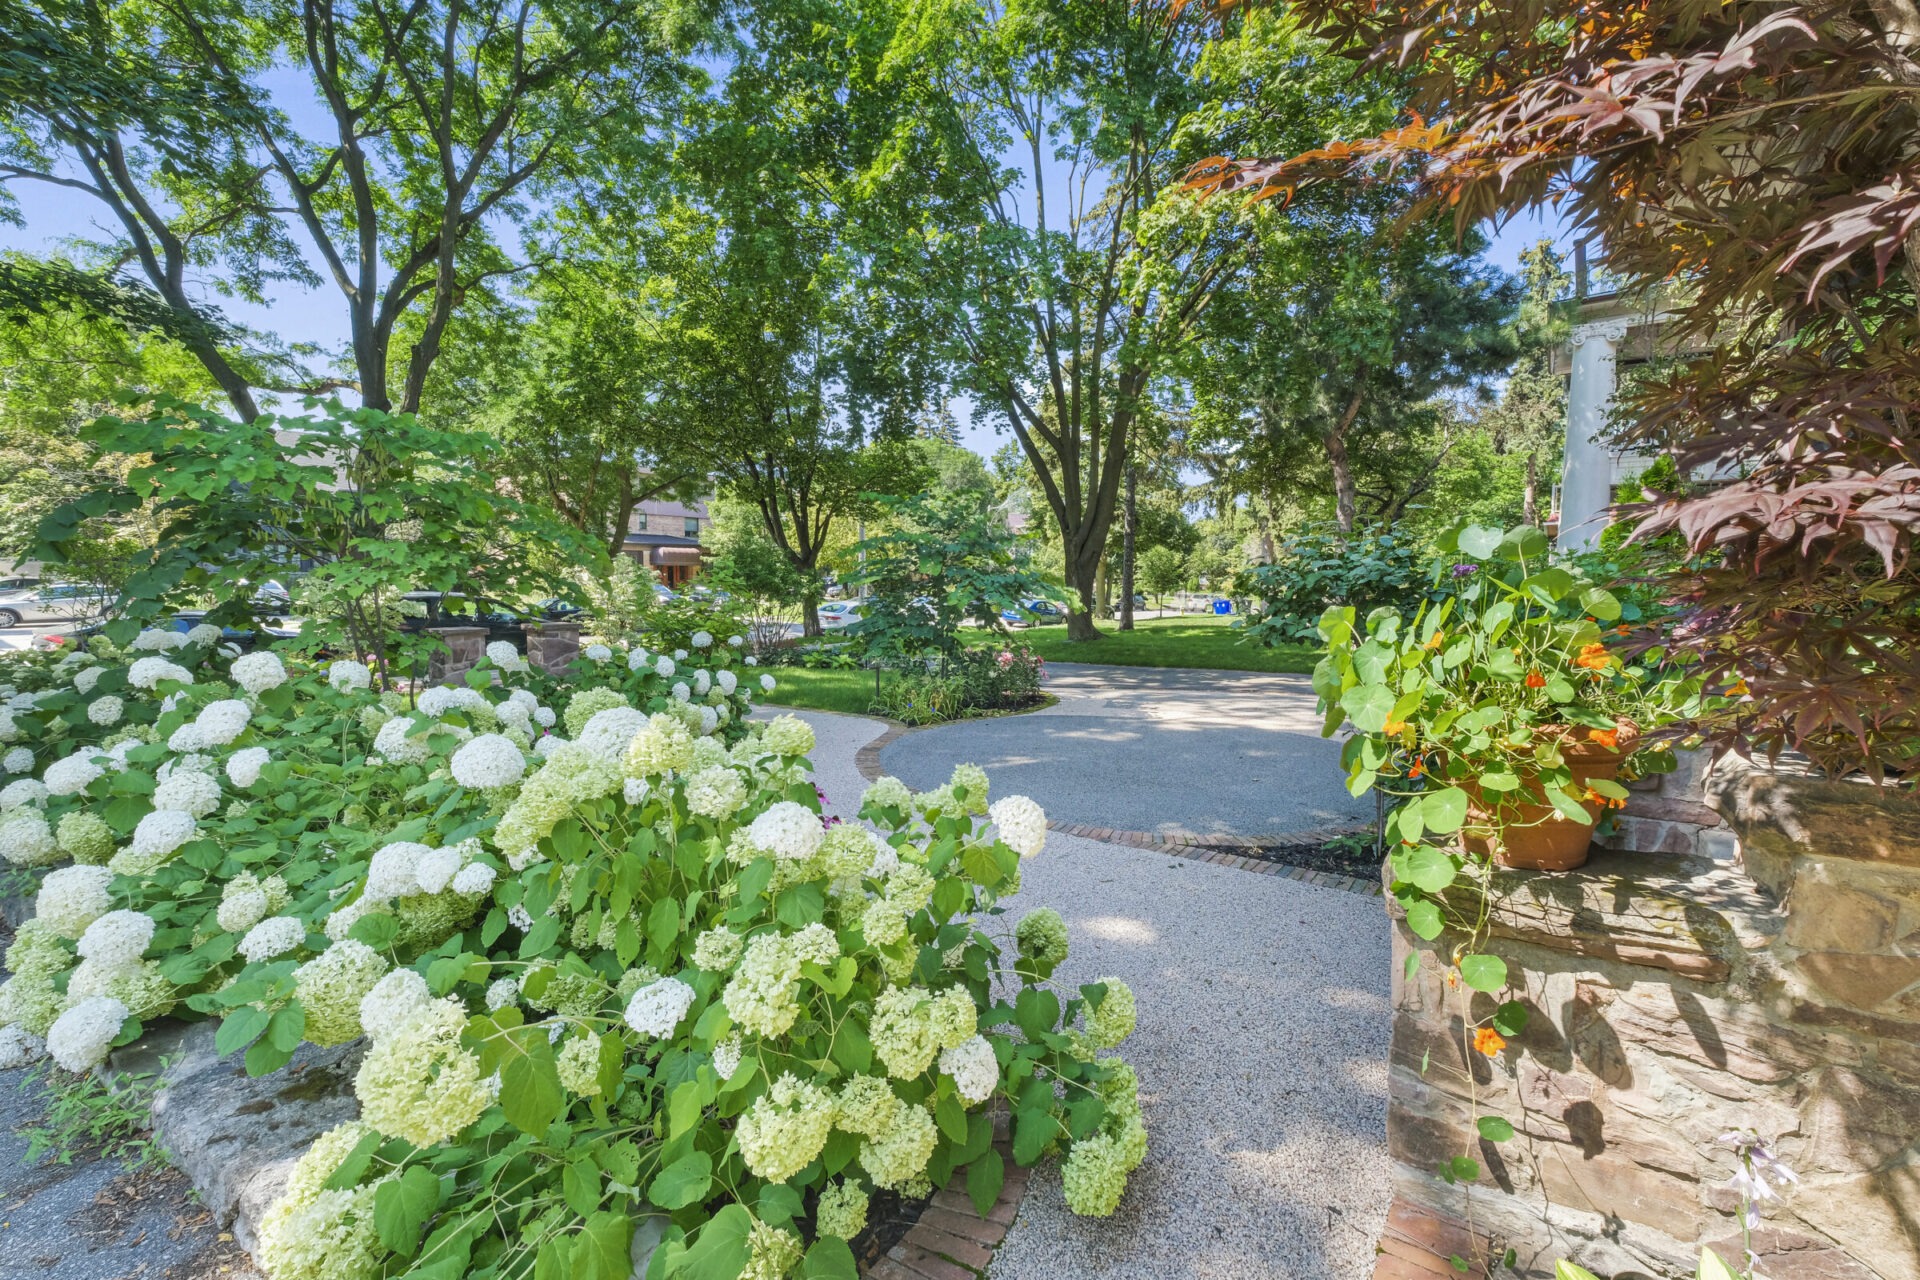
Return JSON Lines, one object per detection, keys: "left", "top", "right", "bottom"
{"left": 875, "top": 663, "right": 1373, "bottom": 840}
{"left": 770, "top": 707, "right": 1395, "bottom": 1280}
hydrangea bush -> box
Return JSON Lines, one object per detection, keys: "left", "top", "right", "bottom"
{"left": 0, "top": 628, "right": 1145, "bottom": 1280}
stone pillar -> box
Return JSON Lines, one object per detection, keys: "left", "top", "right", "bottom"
{"left": 1557, "top": 316, "right": 1632, "bottom": 553}
{"left": 1382, "top": 764, "right": 1920, "bottom": 1279}
{"left": 525, "top": 621, "right": 581, "bottom": 675}
{"left": 425, "top": 626, "right": 488, "bottom": 685}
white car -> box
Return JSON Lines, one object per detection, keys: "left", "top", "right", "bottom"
{"left": 0, "top": 583, "right": 114, "bottom": 628}
{"left": 817, "top": 601, "right": 864, "bottom": 630}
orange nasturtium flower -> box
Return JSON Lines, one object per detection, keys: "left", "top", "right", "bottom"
{"left": 1384, "top": 718, "right": 1408, "bottom": 736}
{"left": 1473, "top": 1026, "right": 1507, "bottom": 1057}
{"left": 1524, "top": 670, "right": 1546, "bottom": 689}
{"left": 1423, "top": 631, "right": 1445, "bottom": 651}
{"left": 1572, "top": 643, "right": 1611, "bottom": 670}
{"left": 1589, "top": 727, "right": 1619, "bottom": 749}
{"left": 1729, "top": 679, "right": 1751, "bottom": 697}
{"left": 1407, "top": 757, "right": 1427, "bottom": 780}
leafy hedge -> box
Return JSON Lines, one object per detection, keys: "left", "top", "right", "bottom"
{"left": 0, "top": 626, "right": 1142, "bottom": 1280}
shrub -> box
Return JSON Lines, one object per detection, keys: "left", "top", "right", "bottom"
{"left": 1238, "top": 523, "right": 1430, "bottom": 646}
{"left": 0, "top": 626, "right": 1143, "bottom": 1280}
{"left": 954, "top": 646, "right": 1045, "bottom": 711}
{"left": 870, "top": 672, "right": 968, "bottom": 725}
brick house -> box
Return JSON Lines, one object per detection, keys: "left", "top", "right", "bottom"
{"left": 622, "top": 495, "right": 709, "bottom": 587}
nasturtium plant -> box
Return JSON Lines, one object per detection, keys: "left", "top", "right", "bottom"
{"left": 0, "top": 625, "right": 1146, "bottom": 1280}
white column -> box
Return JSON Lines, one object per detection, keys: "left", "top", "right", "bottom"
{"left": 1557, "top": 316, "right": 1633, "bottom": 553}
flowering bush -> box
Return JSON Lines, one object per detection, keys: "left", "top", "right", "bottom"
{"left": 0, "top": 626, "right": 1144, "bottom": 1279}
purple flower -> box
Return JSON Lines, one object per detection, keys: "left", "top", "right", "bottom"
{"left": 1450, "top": 563, "right": 1479, "bottom": 578}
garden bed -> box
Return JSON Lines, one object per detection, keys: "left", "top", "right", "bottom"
{"left": 1237, "top": 832, "right": 1381, "bottom": 880}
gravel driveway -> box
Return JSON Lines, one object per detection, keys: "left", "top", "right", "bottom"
{"left": 877, "top": 663, "right": 1373, "bottom": 841}
{"left": 774, "top": 708, "right": 1395, "bottom": 1280}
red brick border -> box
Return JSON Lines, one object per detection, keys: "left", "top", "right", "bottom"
{"left": 851, "top": 716, "right": 1383, "bottom": 899}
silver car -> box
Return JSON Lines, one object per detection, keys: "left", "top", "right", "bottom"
{"left": 0, "top": 583, "right": 114, "bottom": 628}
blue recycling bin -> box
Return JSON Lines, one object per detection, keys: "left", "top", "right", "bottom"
{"left": 1212, "top": 598, "right": 1232, "bottom": 615}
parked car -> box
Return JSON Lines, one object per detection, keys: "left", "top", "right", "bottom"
{"left": 0, "top": 582, "right": 115, "bottom": 628}
{"left": 1001, "top": 598, "right": 1064, "bottom": 627}
{"left": 66, "top": 609, "right": 302, "bottom": 653}
{"left": 399, "top": 591, "right": 541, "bottom": 650}
{"left": 0, "top": 575, "right": 41, "bottom": 593}
{"left": 817, "top": 601, "right": 864, "bottom": 630}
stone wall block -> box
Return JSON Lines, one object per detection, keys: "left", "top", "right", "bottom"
{"left": 526, "top": 621, "right": 582, "bottom": 675}
{"left": 1659, "top": 747, "right": 1718, "bottom": 803}
{"left": 425, "top": 625, "right": 489, "bottom": 684}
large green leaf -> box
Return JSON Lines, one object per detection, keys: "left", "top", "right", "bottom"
{"left": 1459, "top": 953, "right": 1509, "bottom": 993}
{"left": 373, "top": 1165, "right": 442, "bottom": 1256}
{"left": 673, "top": 1204, "right": 753, "bottom": 1280}
{"left": 1421, "top": 787, "right": 1469, "bottom": 834}
{"left": 797, "top": 1237, "right": 859, "bottom": 1280}
{"left": 967, "top": 1151, "right": 1005, "bottom": 1218}
{"left": 1340, "top": 684, "right": 1395, "bottom": 733}
{"left": 1402, "top": 844, "right": 1458, "bottom": 894}
{"left": 648, "top": 1150, "right": 713, "bottom": 1210}
{"left": 500, "top": 1038, "right": 566, "bottom": 1135}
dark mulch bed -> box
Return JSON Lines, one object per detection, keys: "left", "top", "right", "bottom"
{"left": 848, "top": 1185, "right": 932, "bottom": 1271}
{"left": 1239, "top": 832, "right": 1382, "bottom": 881}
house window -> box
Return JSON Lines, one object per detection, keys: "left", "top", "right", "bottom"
{"left": 633, "top": 511, "right": 648, "bottom": 532}
{"left": 684, "top": 517, "right": 701, "bottom": 538}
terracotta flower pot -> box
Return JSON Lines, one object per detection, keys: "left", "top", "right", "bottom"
{"left": 1461, "top": 721, "right": 1640, "bottom": 872}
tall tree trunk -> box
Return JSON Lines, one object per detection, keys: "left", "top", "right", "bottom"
{"left": 1326, "top": 385, "right": 1368, "bottom": 533}
{"left": 1120, "top": 463, "right": 1136, "bottom": 631}
{"left": 1064, "top": 550, "right": 1102, "bottom": 641}
{"left": 1523, "top": 453, "right": 1540, "bottom": 527}
{"left": 801, "top": 597, "right": 822, "bottom": 638}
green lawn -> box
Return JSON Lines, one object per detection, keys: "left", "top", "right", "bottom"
{"left": 967, "top": 613, "right": 1318, "bottom": 674}
{"left": 756, "top": 665, "right": 884, "bottom": 715}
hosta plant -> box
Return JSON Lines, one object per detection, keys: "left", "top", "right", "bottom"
{"left": 0, "top": 629, "right": 1145, "bottom": 1280}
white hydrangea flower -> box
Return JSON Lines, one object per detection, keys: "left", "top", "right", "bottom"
{"left": 623, "top": 977, "right": 696, "bottom": 1038}
{"left": 450, "top": 862, "right": 496, "bottom": 896}
{"left": 156, "top": 751, "right": 214, "bottom": 782}
{"left": 230, "top": 651, "right": 287, "bottom": 695}
{"left": 760, "top": 674, "right": 776, "bottom": 692}
{"left": 73, "top": 666, "right": 105, "bottom": 695}
{"left": 217, "top": 885, "right": 269, "bottom": 934}
{"left": 508, "top": 689, "right": 538, "bottom": 709}
{"left": 533, "top": 706, "right": 556, "bottom": 728}
{"left": 372, "top": 716, "right": 432, "bottom": 765}
{"left": 484, "top": 978, "right": 519, "bottom": 1011}
{"left": 693, "top": 671, "right": 711, "bottom": 696}
{"left": 46, "top": 996, "right": 129, "bottom": 1072}
{"left": 584, "top": 643, "right": 612, "bottom": 662}
{"left": 698, "top": 706, "right": 719, "bottom": 736}
{"left": 195, "top": 699, "right": 252, "bottom": 746}
{"left": 627, "top": 647, "right": 651, "bottom": 672}
{"left": 412, "top": 845, "right": 463, "bottom": 895}
{"left": 716, "top": 669, "right": 738, "bottom": 695}
{"left": 43, "top": 752, "right": 105, "bottom": 796}
{"left": 167, "top": 723, "right": 207, "bottom": 753}
{"left": 728, "top": 634, "right": 744, "bottom": 647}
{"left": 359, "top": 968, "right": 432, "bottom": 1042}
{"left": 1, "top": 777, "right": 48, "bottom": 809}
{"left": 712, "top": 1032, "right": 744, "bottom": 1080}
{"left": 328, "top": 659, "right": 372, "bottom": 692}
{"left": 130, "top": 809, "right": 197, "bottom": 859}
{"left": 576, "top": 708, "right": 650, "bottom": 763}
{"left": 506, "top": 903, "right": 535, "bottom": 929}
{"left": 494, "top": 699, "right": 532, "bottom": 730}
{"left": 0, "top": 807, "right": 57, "bottom": 866}
{"left": 185, "top": 622, "right": 223, "bottom": 646}
{"left": 623, "top": 777, "right": 650, "bottom": 806}
{"left": 450, "top": 734, "right": 527, "bottom": 789}
{"left": 748, "top": 801, "right": 825, "bottom": 862}
{"left": 77, "top": 909, "right": 156, "bottom": 972}
{"left": 238, "top": 916, "right": 307, "bottom": 963}
{"left": 691, "top": 631, "right": 713, "bottom": 648}
{"left": 87, "top": 695, "right": 124, "bottom": 726}
{"left": 365, "top": 841, "right": 430, "bottom": 902}
{"left": 417, "top": 685, "right": 484, "bottom": 717}
{"left": 685, "top": 767, "right": 747, "bottom": 820}
{"left": 674, "top": 648, "right": 688, "bottom": 660}
{"left": 939, "top": 1035, "right": 1000, "bottom": 1105}
{"left": 153, "top": 769, "right": 222, "bottom": 818}
{"left": 654, "top": 656, "right": 676, "bottom": 678}
{"left": 36, "top": 865, "right": 114, "bottom": 938}
{"left": 745, "top": 655, "right": 759, "bottom": 667}
{"left": 226, "top": 746, "right": 270, "bottom": 788}
{"left": 865, "top": 832, "right": 901, "bottom": 879}
{"left": 132, "top": 628, "right": 187, "bottom": 652}
{"left": 672, "top": 682, "right": 690, "bottom": 702}
{"left": 989, "top": 795, "right": 1048, "bottom": 859}
{"left": 485, "top": 640, "right": 528, "bottom": 672}
{"left": 4, "top": 746, "right": 32, "bottom": 774}
{"left": 0, "top": 1024, "right": 47, "bottom": 1069}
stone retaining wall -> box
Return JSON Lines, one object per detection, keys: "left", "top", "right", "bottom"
{"left": 424, "top": 625, "right": 488, "bottom": 683}
{"left": 525, "top": 620, "right": 582, "bottom": 675}
{"left": 1385, "top": 759, "right": 1920, "bottom": 1279}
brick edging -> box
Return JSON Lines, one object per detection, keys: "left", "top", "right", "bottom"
{"left": 852, "top": 717, "right": 1383, "bottom": 899}
{"left": 868, "top": 1111, "right": 1029, "bottom": 1280}
{"left": 1372, "top": 1195, "right": 1493, "bottom": 1279}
